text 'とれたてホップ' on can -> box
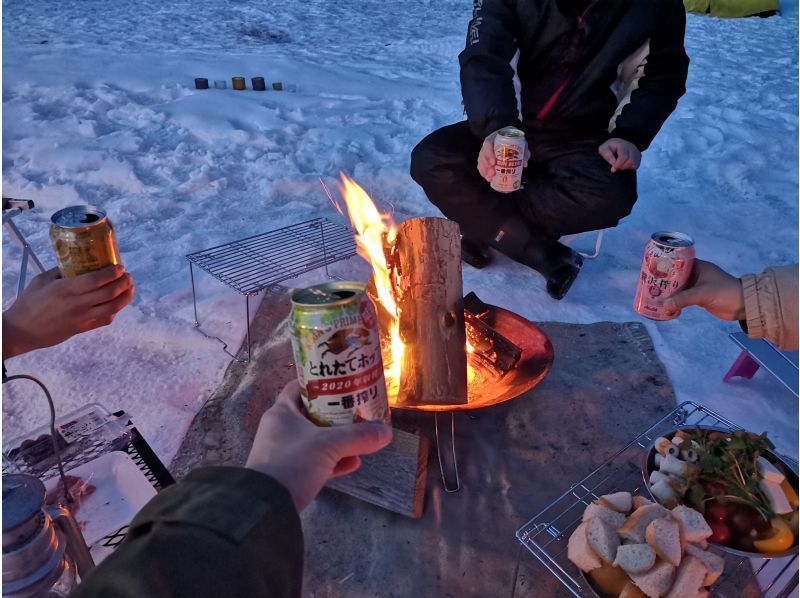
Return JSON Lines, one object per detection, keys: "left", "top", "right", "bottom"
{"left": 49, "top": 205, "right": 121, "bottom": 278}
{"left": 633, "top": 231, "right": 695, "bottom": 321}
{"left": 289, "top": 281, "right": 391, "bottom": 427}
{"left": 491, "top": 126, "right": 527, "bottom": 193}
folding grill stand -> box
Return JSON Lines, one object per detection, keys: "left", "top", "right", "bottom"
{"left": 186, "top": 218, "right": 358, "bottom": 363}
{"left": 3, "top": 198, "right": 46, "bottom": 297}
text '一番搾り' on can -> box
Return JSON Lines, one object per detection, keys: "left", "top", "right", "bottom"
{"left": 633, "top": 231, "right": 695, "bottom": 321}
{"left": 490, "top": 127, "right": 527, "bottom": 193}
{"left": 49, "top": 205, "right": 121, "bottom": 278}
{"left": 289, "top": 281, "right": 391, "bottom": 427}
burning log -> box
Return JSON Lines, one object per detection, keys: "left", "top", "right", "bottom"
{"left": 390, "top": 217, "right": 468, "bottom": 406}
{"left": 465, "top": 312, "right": 522, "bottom": 380}
{"left": 464, "top": 292, "right": 523, "bottom": 379}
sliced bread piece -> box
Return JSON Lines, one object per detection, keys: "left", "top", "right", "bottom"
{"left": 633, "top": 495, "right": 654, "bottom": 509}
{"left": 685, "top": 543, "right": 725, "bottom": 586}
{"left": 586, "top": 517, "right": 621, "bottom": 564}
{"left": 613, "top": 543, "right": 656, "bottom": 574}
{"left": 665, "top": 556, "right": 708, "bottom": 598}
{"left": 670, "top": 505, "right": 713, "bottom": 543}
{"left": 618, "top": 503, "right": 670, "bottom": 543}
{"left": 646, "top": 517, "right": 682, "bottom": 567}
{"left": 582, "top": 502, "right": 627, "bottom": 529}
{"left": 629, "top": 559, "right": 676, "bottom": 598}
{"left": 619, "top": 581, "right": 648, "bottom": 598}
{"left": 567, "top": 522, "right": 602, "bottom": 573}
{"left": 599, "top": 491, "right": 633, "bottom": 514}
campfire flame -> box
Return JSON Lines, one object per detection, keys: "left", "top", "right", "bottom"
{"left": 337, "top": 174, "right": 404, "bottom": 399}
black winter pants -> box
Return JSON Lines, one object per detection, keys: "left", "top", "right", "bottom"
{"left": 410, "top": 121, "right": 638, "bottom": 242}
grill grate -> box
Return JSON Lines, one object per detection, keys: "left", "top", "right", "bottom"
{"left": 516, "top": 401, "right": 799, "bottom": 598}
{"left": 185, "top": 218, "right": 356, "bottom": 295}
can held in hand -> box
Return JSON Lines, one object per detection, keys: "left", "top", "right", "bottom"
{"left": 490, "top": 127, "right": 526, "bottom": 193}
{"left": 49, "top": 206, "right": 121, "bottom": 278}
{"left": 290, "top": 282, "right": 391, "bottom": 426}
{"left": 634, "top": 231, "right": 695, "bottom": 321}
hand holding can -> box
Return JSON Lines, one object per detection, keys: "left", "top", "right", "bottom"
{"left": 50, "top": 206, "right": 121, "bottom": 278}
{"left": 633, "top": 232, "right": 695, "bottom": 321}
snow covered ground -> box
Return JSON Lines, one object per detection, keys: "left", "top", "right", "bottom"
{"left": 3, "top": 1, "right": 797, "bottom": 470}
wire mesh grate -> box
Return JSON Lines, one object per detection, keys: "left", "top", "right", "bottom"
{"left": 516, "top": 401, "right": 799, "bottom": 598}
{"left": 185, "top": 218, "right": 357, "bottom": 295}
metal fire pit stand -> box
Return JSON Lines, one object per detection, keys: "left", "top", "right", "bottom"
{"left": 517, "top": 401, "right": 799, "bottom": 598}
{"left": 185, "top": 218, "right": 357, "bottom": 363}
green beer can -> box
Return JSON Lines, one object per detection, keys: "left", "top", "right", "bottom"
{"left": 289, "top": 282, "right": 391, "bottom": 426}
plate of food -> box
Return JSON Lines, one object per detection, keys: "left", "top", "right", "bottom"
{"left": 642, "top": 426, "right": 799, "bottom": 558}
{"left": 569, "top": 491, "right": 725, "bottom": 597}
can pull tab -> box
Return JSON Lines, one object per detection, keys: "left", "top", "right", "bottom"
{"left": 46, "top": 504, "right": 95, "bottom": 578}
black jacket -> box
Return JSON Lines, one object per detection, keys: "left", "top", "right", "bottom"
{"left": 71, "top": 467, "right": 303, "bottom": 598}
{"left": 459, "top": 0, "right": 689, "bottom": 150}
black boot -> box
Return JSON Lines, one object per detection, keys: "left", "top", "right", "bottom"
{"left": 461, "top": 237, "right": 493, "bottom": 269}
{"left": 490, "top": 218, "right": 584, "bottom": 300}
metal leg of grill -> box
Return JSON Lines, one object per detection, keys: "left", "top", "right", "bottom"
{"left": 245, "top": 294, "right": 252, "bottom": 363}
{"left": 435, "top": 412, "right": 461, "bottom": 493}
{"left": 189, "top": 262, "right": 199, "bottom": 326}
{"left": 188, "top": 260, "right": 250, "bottom": 364}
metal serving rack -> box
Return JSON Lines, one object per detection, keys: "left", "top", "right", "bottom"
{"left": 516, "top": 401, "right": 799, "bottom": 598}
{"left": 185, "top": 217, "right": 357, "bottom": 362}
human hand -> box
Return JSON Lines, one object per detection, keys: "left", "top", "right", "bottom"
{"left": 246, "top": 380, "right": 393, "bottom": 512}
{"left": 663, "top": 259, "right": 746, "bottom": 321}
{"left": 2, "top": 265, "right": 135, "bottom": 359}
{"left": 477, "top": 129, "right": 531, "bottom": 182}
{"left": 598, "top": 138, "right": 641, "bottom": 173}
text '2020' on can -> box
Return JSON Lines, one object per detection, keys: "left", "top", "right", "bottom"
{"left": 50, "top": 206, "right": 121, "bottom": 278}
{"left": 491, "top": 126, "right": 527, "bottom": 193}
{"left": 634, "top": 231, "right": 695, "bottom": 321}
{"left": 290, "top": 282, "right": 391, "bottom": 427}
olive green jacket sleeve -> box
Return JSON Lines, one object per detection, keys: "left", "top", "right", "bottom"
{"left": 741, "top": 264, "right": 799, "bottom": 351}
{"left": 71, "top": 466, "right": 303, "bottom": 598}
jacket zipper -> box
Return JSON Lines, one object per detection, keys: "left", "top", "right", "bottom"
{"left": 536, "top": 0, "right": 602, "bottom": 120}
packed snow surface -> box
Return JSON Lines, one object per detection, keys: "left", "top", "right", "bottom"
{"left": 3, "top": 1, "right": 798, "bottom": 469}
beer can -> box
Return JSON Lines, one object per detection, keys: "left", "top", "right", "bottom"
{"left": 289, "top": 282, "right": 391, "bottom": 426}
{"left": 490, "top": 127, "right": 526, "bottom": 193}
{"left": 49, "top": 206, "right": 121, "bottom": 278}
{"left": 634, "top": 231, "right": 695, "bottom": 321}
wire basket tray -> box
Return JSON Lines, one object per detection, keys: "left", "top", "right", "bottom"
{"left": 185, "top": 217, "right": 356, "bottom": 295}
{"left": 516, "top": 401, "right": 798, "bottom": 598}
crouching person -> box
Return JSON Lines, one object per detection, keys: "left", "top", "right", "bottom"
{"left": 411, "top": 0, "right": 689, "bottom": 299}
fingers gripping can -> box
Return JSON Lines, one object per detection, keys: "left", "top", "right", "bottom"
{"left": 49, "top": 206, "right": 121, "bottom": 278}
{"left": 290, "top": 282, "right": 391, "bottom": 426}
{"left": 490, "top": 127, "right": 527, "bottom": 193}
{"left": 634, "top": 231, "right": 695, "bottom": 321}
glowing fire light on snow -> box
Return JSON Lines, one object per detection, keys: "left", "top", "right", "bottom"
{"left": 337, "top": 174, "right": 404, "bottom": 399}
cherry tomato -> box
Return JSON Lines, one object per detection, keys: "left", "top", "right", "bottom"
{"left": 729, "top": 504, "right": 770, "bottom": 537}
{"left": 706, "top": 502, "right": 729, "bottom": 522}
{"left": 708, "top": 521, "right": 731, "bottom": 545}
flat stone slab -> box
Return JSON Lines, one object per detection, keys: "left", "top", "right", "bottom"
{"left": 171, "top": 288, "right": 762, "bottom": 597}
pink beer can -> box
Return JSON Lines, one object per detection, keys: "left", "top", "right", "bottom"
{"left": 633, "top": 231, "right": 695, "bottom": 321}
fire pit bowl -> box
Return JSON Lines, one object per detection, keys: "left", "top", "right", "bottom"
{"left": 389, "top": 303, "right": 553, "bottom": 412}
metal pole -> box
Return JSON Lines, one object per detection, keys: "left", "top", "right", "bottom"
{"left": 245, "top": 294, "right": 252, "bottom": 363}
{"left": 189, "top": 262, "right": 199, "bottom": 326}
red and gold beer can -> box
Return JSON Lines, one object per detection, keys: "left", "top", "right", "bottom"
{"left": 634, "top": 231, "right": 695, "bottom": 321}
{"left": 491, "top": 126, "right": 526, "bottom": 193}
{"left": 289, "top": 281, "right": 391, "bottom": 427}
{"left": 49, "top": 206, "right": 121, "bottom": 278}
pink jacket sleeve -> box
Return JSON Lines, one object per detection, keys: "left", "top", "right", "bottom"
{"left": 740, "top": 264, "right": 798, "bottom": 350}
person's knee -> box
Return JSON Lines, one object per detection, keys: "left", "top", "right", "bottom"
{"left": 409, "top": 139, "right": 434, "bottom": 186}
